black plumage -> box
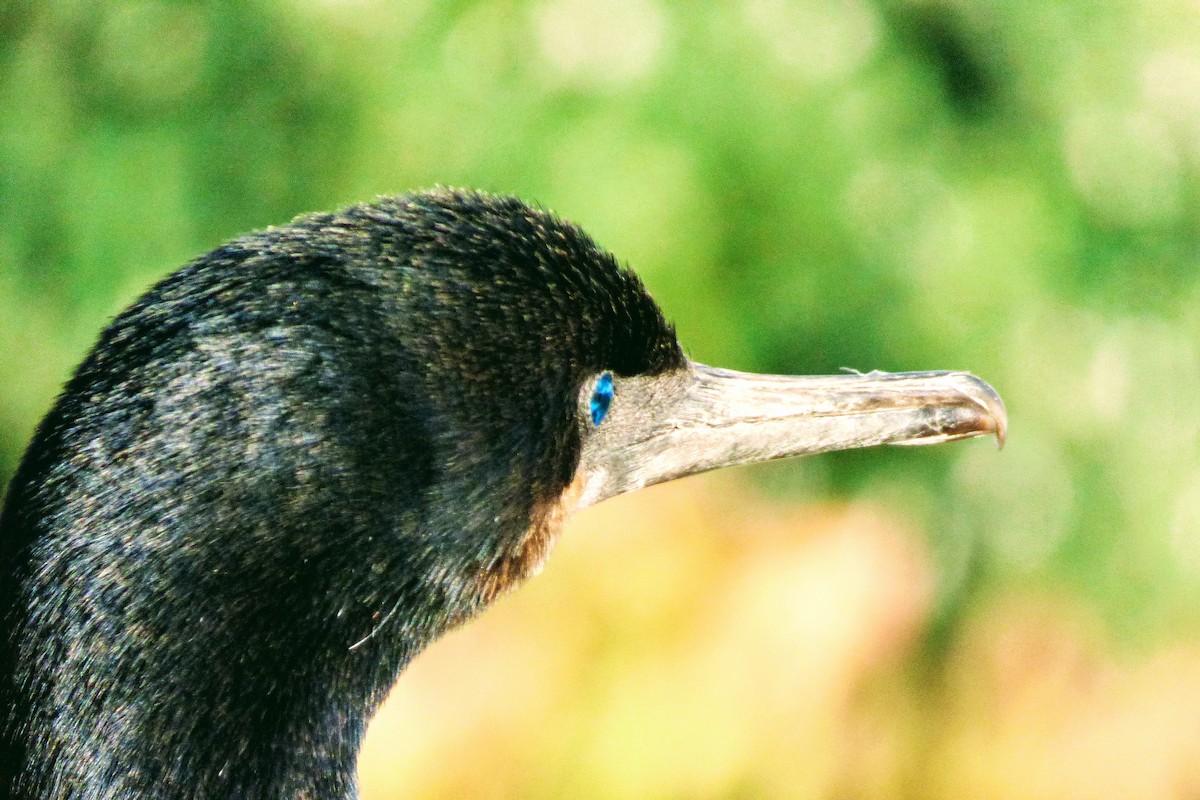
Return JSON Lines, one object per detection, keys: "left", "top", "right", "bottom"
{"left": 0, "top": 189, "right": 1004, "bottom": 799}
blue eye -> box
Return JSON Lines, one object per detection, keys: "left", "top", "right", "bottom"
{"left": 589, "top": 372, "right": 614, "bottom": 426}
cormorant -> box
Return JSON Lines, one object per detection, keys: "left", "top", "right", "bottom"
{"left": 0, "top": 189, "right": 1005, "bottom": 799}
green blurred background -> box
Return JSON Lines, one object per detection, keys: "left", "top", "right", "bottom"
{"left": 2, "top": 1, "right": 1199, "bottom": 797}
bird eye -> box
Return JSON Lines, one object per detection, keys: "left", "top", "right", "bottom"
{"left": 589, "top": 372, "right": 614, "bottom": 426}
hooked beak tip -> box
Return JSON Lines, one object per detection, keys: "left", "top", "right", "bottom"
{"left": 882, "top": 371, "right": 1008, "bottom": 450}
{"left": 961, "top": 372, "right": 1007, "bottom": 448}
{"left": 937, "top": 371, "right": 1009, "bottom": 448}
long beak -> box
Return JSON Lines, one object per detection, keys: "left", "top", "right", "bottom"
{"left": 577, "top": 362, "right": 1006, "bottom": 508}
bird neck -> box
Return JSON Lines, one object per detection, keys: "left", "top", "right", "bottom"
{"left": 0, "top": 483, "right": 503, "bottom": 800}
{"left": 0, "top": 559, "right": 487, "bottom": 799}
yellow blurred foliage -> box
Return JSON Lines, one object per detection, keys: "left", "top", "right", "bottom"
{"left": 358, "top": 476, "right": 1200, "bottom": 799}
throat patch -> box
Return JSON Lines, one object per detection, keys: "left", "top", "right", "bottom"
{"left": 477, "top": 471, "right": 586, "bottom": 604}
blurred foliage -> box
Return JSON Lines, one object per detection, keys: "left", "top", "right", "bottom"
{"left": 1, "top": 0, "right": 1199, "bottom": 796}
{"left": 362, "top": 481, "right": 1200, "bottom": 799}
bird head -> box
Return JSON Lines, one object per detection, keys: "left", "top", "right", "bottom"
{"left": 0, "top": 187, "right": 1005, "bottom": 799}
{"left": 312, "top": 190, "right": 1005, "bottom": 607}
